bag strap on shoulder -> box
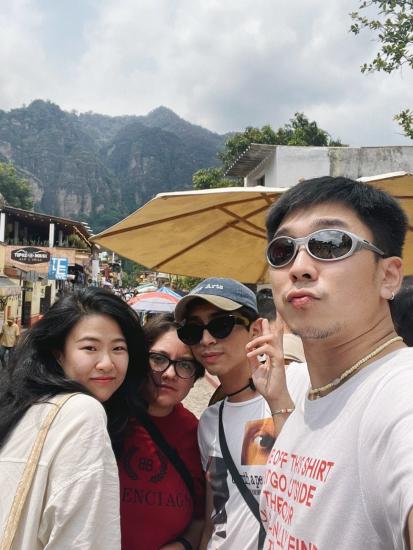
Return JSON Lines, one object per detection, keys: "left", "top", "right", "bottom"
{"left": 218, "top": 400, "right": 266, "bottom": 548}
{"left": 0, "top": 393, "right": 80, "bottom": 550}
{"left": 137, "top": 411, "right": 196, "bottom": 501}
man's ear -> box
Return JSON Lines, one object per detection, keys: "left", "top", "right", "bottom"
{"left": 248, "top": 318, "right": 263, "bottom": 338}
{"left": 379, "top": 256, "right": 404, "bottom": 300}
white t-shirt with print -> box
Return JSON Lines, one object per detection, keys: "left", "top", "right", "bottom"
{"left": 198, "top": 368, "right": 306, "bottom": 550}
{"left": 261, "top": 349, "right": 413, "bottom": 550}
{"left": 199, "top": 395, "right": 272, "bottom": 550}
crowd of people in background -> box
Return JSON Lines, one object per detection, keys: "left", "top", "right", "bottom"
{"left": 0, "top": 176, "right": 412, "bottom": 549}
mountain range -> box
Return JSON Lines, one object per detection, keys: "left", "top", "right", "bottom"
{"left": 0, "top": 100, "right": 227, "bottom": 232}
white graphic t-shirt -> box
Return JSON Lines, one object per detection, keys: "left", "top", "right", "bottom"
{"left": 198, "top": 369, "right": 306, "bottom": 550}
{"left": 199, "top": 395, "right": 272, "bottom": 550}
{"left": 261, "top": 349, "right": 413, "bottom": 550}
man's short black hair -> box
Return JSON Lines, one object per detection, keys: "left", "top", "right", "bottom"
{"left": 391, "top": 285, "right": 413, "bottom": 346}
{"left": 256, "top": 289, "right": 277, "bottom": 322}
{"left": 266, "top": 176, "right": 408, "bottom": 258}
{"left": 402, "top": 275, "right": 413, "bottom": 288}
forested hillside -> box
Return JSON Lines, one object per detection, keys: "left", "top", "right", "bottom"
{"left": 0, "top": 100, "right": 226, "bottom": 232}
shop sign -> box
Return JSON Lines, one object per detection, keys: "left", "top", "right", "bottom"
{"left": 48, "top": 257, "right": 69, "bottom": 280}
{"left": 11, "top": 247, "right": 50, "bottom": 264}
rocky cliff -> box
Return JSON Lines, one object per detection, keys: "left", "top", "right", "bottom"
{"left": 0, "top": 100, "right": 226, "bottom": 232}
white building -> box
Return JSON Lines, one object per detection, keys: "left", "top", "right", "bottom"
{"left": 226, "top": 144, "right": 413, "bottom": 188}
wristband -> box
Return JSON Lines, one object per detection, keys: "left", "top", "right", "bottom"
{"left": 271, "top": 407, "right": 295, "bottom": 417}
{"left": 175, "top": 536, "right": 192, "bottom": 550}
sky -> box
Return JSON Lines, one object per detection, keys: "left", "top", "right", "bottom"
{"left": 0, "top": 0, "right": 412, "bottom": 147}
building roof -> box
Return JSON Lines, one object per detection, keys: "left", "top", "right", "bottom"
{"left": 0, "top": 204, "right": 92, "bottom": 243}
{"left": 225, "top": 143, "right": 277, "bottom": 177}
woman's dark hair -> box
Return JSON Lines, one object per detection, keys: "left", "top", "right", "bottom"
{"left": 0, "top": 287, "right": 149, "bottom": 456}
{"left": 144, "top": 313, "right": 204, "bottom": 379}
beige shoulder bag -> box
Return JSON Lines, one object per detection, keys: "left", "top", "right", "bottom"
{"left": 0, "top": 393, "right": 79, "bottom": 550}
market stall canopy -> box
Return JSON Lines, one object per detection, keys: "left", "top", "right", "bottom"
{"left": 135, "top": 283, "right": 158, "bottom": 293}
{"left": 158, "top": 286, "right": 183, "bottom": 299}
{"left": 92, "top": 187, "right": 285, "bottom": 284}
{"left": 358, "top": 172, "right": 413, "bottom": 276}
{"left": 0, "top": 276, "right": 21, "bottom": 297}
{"left": 128, "top": 291, "right": 180, "bottom": 313}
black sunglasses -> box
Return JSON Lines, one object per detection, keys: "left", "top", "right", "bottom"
{"left": 266, "top": 228, "right": 384, "bottom": 268}
{"left": 177, "top": 315, "right": 250, "bottom": 346}
{"left": 149, "top": 352, "right": 197, "bottom": 379}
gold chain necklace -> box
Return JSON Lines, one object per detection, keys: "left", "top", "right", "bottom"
{"left": 308, "top": 336, "right": 403, "bottom": 399}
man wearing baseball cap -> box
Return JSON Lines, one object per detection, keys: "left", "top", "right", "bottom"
{"left": 175, "top": 278, "right": 301, "bottom": 550}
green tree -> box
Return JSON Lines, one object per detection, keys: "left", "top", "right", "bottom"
{"left": 217, "top": 125, "right": 279, "bottom": 171}
{"left": 88, "top": 208, "right": 125, "bottom": 234}
{"left": 0, "top": 163, "right": 33, "bottom": 209}
{"left": 274, "top": 113, "right": 343, "bottom": 148}
{"left": 219, "top": 114, "right": 342, "bottom": 171}
{"left": 120, "top": 258, "right": 146, "bottom": 287}
{"left": 173, "top": 275, "right": 202, "bottom": 291}
{"left": 193, "top": 113, "right": 342, "bottom": 189}
{"left": 192, "top": 167, "right": 237, "bottom": 190}
{"left": 350, "top": 0, "right": 413, "bottom": 139}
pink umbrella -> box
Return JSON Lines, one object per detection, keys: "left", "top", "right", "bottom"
{"left": 128, "top": 291, "right": 180, "bottom": 313}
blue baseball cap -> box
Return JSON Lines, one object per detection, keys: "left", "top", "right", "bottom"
{"left": 175, "top": 277, "right": 258, "bottom": 322}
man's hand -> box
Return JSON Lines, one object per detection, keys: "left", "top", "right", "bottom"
{"left": 246, "top": 318, "right": 294, "bottom": 412}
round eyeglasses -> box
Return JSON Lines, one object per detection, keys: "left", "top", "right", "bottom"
{"left": 149, "top": 352, "right": 197, "bottom": 379}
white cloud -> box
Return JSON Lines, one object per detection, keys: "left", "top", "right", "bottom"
{"left": 0, "top": 0, "right": 412, "bottom": 146}
{"left": 0, "top": 1, "right": 53, "bottom": 108}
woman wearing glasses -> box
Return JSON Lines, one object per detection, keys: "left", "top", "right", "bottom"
{"left": 118, "top": 313, "right": 205, "bottom": 550}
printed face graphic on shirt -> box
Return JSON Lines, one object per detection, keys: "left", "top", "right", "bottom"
{"left": 206, "top": 456, "right": 229, "bottom": 540}
{"left": 206, "top": 449, "right": 267, "bottom": 547}
{"left": 241, "top": 417, "right": 276, "bottom": 465}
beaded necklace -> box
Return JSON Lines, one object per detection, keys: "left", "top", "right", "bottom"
{"left": 308, "top": 336, "right": 403, "bottom": 399}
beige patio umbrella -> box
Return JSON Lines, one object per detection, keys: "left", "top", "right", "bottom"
{"left": 359, "top": 172, "right": 413, "bottom": 276}
{"left": 92, "top": 175, "right": 413, "bottom": 283}
{"left": 92, "top": 186, "right": 285, "bottom": 284}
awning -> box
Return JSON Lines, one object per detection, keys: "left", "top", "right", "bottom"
{"left": 225, "top": 144, "right": 277, "bottom": 177}
{"left": 0, "top": 276, "right": 22, "bottom": 297}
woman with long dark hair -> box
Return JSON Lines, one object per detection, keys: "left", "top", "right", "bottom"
{"left": 0, "top": 287, "right": 149, "bottom": 549}
{"left": 119, "top": 313, "right": 205, "bottom": 550}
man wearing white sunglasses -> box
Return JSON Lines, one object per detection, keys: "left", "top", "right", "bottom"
{"left": 250, "top": 176, "right": 413, "bottom": 550}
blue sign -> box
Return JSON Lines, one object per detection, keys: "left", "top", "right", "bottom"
{"left": 48, "top": 257, "right": 69, "bottom": 280}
